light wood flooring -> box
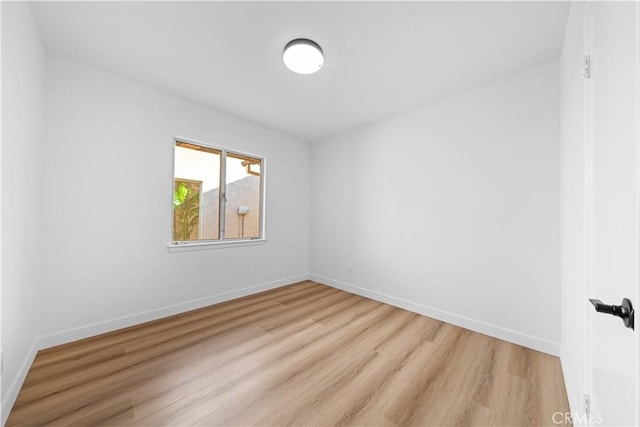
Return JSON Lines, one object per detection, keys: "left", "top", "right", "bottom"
{"left": 7, "top": 281, "right": 571, "bottom": 426}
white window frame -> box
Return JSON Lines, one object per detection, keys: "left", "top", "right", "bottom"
{"left": 168, "top": 136, "right": 266, "bottom": 251}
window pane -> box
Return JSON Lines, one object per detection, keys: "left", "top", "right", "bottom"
{"left": 173, "top": 142, "right": 221, "bottom": 241}
{"left": 224, "top": 153, "right": 261, "bottom": 239}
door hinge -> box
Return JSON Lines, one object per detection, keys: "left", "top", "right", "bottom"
{"left": 582, "top": 55, "right": 591, "bottom": 79}
{"left": 583, "top": 393, "right": 590, "bottom": 420}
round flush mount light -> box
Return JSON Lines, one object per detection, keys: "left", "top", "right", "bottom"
{"left": 283, "top": 38, "right": 323, "bottom": 75}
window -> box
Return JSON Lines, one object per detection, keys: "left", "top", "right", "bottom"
{"left": 172, "top": 138, "right": 264, "bottom": 245}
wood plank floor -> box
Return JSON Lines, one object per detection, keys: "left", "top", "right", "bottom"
{"left": 7, "top": 281, "right": 571, "bottom": 426}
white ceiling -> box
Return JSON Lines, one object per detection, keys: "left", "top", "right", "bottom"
{"left": 30, "top": 1, "right": 570, "bottom": 142}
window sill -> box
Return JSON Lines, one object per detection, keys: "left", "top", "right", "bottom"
{"left": 167, "top": 238, "right": 266, "bottom": 253}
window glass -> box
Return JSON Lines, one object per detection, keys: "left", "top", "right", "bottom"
{"left": 224, "top": 153, "right": 262, "bottom": 239}
{"left": 172, "top": 140, "right": 263, "bottom": 244}
{"left": 173, "top": 142, "right": 221, "bottom": 241}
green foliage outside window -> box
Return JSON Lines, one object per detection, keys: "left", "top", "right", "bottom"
{"left": 173, "top": 181, "right": 200, "bottom": 241}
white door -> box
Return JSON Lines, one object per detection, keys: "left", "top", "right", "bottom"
{"left": 586, "top": 1, "right": 639, "bottom": 426}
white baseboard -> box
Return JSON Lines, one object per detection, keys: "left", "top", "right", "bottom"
{"left": 38, "top": 273, "right": 309, "bottom": 350}
{"left": 2, "top": 338, "right": 38, "bottom": 427}
{"left": 310, "top": 274, "right": 559, "bottom": 356}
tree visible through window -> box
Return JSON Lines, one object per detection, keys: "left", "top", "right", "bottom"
{"left": 172, "top": 139, "right": 263, "bottom": 243}
{"left": 173, "top": 179, "right": 202, "bottom": 241}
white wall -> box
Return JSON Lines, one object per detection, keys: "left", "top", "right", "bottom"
{"left": 38, "top": 54, "right": 310, "bottom": 346}
{"left": 1, "top": 2, "right": 45, "bottom": 422}
{"left": 559, "top": 3, "right": 589, "bottom": 423}
{"left": 311, "top": 62, "right": 561, "bottom": 354}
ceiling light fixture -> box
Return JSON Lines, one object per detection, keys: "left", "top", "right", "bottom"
{"left": 283, "top": 38, "right": 323, "bottom": 75}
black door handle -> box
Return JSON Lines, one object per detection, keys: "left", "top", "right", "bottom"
{"left": 589, "top": 298, "right": 635, "bottom": 330}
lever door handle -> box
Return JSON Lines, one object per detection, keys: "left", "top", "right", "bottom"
{"left": 589, "top": 298, "right": 635, "bottom": 330}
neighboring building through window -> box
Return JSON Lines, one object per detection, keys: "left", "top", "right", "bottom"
{"left": 172, "top": 139, "right": 263, "bottom": 244}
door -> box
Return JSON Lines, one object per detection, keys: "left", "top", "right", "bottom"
{"left": 586, "top": 1, "right": 639, "bottom": 425}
